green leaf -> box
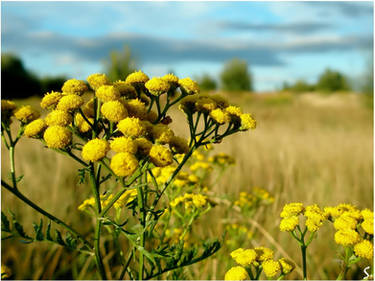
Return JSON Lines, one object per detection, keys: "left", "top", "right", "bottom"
{"left": 14, "top": 220, "right": 31, "bottom": 239}
{"left": 15, "top": 175, "right": 24, "bottom": 183}
{"left": 55, "top": 230, "right": 65, "bottom": 246}
{"left": 1, "top": 212, "right": 10, "bottom": 232}
{"left": 33, "top": 219, "right": 44, "bottom": 241}
{"left": 46, "top": 221, "right": 53, "bottom": 241}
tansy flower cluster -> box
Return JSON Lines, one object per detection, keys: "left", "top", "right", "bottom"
{"left": 225, "top": 246, "right": 294, "bottom": 280}
{"left": 170, "top": 193, "right": 211, "bottom": 211}
{"left": 234, "top": 187, "right": 274, "bottom": 212}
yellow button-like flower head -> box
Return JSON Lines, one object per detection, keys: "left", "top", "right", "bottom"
{"left": 110, "top": 152, "right": 139, "bottom": 177}
{"left": 279, "top": 258, "right": 294, "bottom": 275}
{"left": 45, "top": 110, "right": 72, "bottom": 126}
{"left": 14, "top": 105, "right": 40, "bottom": 123}
{"left": 56, "top": 94, "right": 84, "bottom": 112}
{"left": 43, "top": 126, "right": 72, "bottom": 149}
{"left": 40, "top": 91, "right": 63, "bottom": 109}
{"left": 210, "top": 108, "right": 230, "bottom": 124}
{"left": 135, "top": 137, "right": 153, "bottom": 155}
{"left": 279, "top": 216, "right": 299, "bottom": 232}
{"left": 125, "top": 70, "right": 149, "bottom": 85}
{"left": 145, "top": 77, "right": 170, "bottom": 96}
{"left": 149, "top": 145, "right": 173, "bottom": 167}
{"left": 262, "top": 260, "right": 281, "bottom": 278}
{"left": 240, "top": 113, "right": 256, "bottom": 130}
{"left": 24, "top": 119, "right": 47, "bottom": 138}
{"left": 113, "top": 81, "right": 137, "bottom": 98}
{"left": 87, "top": 73, "right": 111, "bottom": 90}
{"left": 96, "top": 85, "right": 120, "bottom": 102}
{"left": 280, "top": 203, "right": 304, "bottom": 218}
{"left": 101, "top": 100, "right": 128, "bottom": 122}
{"left": 61, "top": 79, "right": 88, "bottom": 95}
{"left": 354, "top": 240, "right": 373, "bottom": 260}
{"left": 118, "top": 117, "right": 147, "bottom": 137}
{"left": 224, "top": 266, "right": 249, "bottom": 281}
{"left": 81, "top": 139, "right": 109, "bottom": 162}
{"left": 110, "top": 136, "right": 138, "bottom": 154}
{"left": 179, "top": 77, "right": 200, "bottom": 95}
{"left": 334, "top": 229, "right": 361, "bottom": 246}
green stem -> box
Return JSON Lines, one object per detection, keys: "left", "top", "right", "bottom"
{"left": 1, "top": 180, "right": 92, "bottom": 249}
{"left": 9, "top": 145, "right": 18, "bottom": 190}
{"left": 301, "top": 245, "right": 307, "bottom": 280}
{"left": 89, "top": 164, "right": 106, "bottom": 280}
{"left": 137, "top": 181, "right": 146, "bottom": 280}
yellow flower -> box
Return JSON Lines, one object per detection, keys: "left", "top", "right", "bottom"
{"left": 262, "top": 260, "right": 281, "bottom": 278}
{"left": 362, "top": 218, "right": 374, "bottom": 235}
{"left": 114, "top": 189, "right": 138, "bottom": 209}
{"left": 113, "top": 81, "right": 137, "bottom": 98}
{"left": 118, "top": 117, "right": 147, "bottom": 137}
{"left": 14, "top": 105, "right": 40, "bottom": 123}
{"left": 230, "top": 248, "right": 257, "bottom": 266}
{"left": 45, "top": 110, "right": 72, "bottom": 126}
{"left": 169, "top": 136, "right": 189, "bottom": 154}
{"left": 225, "top": 105, "right": 242, "bottom": 117}
{"left": 334, "top": 229, "right": 360, "bottom": 246}
{"left": 192, "top": 150, "right": 205, "bottom": 160}
{"left": 195, "top": 97, "right": 217, "bottom": 112}
{"left": 354, "top": 240, "right": 373, "bottom": 260}
{"left": 224, "top": 266, "right": 249, "bottom": 281}
{"left": 87, "top": 73, "right": 111, "bottom": 90}
{"left": 135, "top": 137, "right": 153, "bottom": 155}
{"left": 189, "top": 161, "right": 212, "bottom": 172}
{"left": 240, "top": 113, "right": 256, "bottom": 130}
{"left": 179, "top": 77, "right": 200, "bottom": 95}
{"left": 43, "top": 126, "right": 72, "bottom": 149}
{"left": 81, "top": 139, "right": 109, "bottom": 162}
{"left": 162, "top": 73, "right": 179, "bottom": 87}
{"left": 78, "top": 197, "right": 96, "bottom": 211}
{"left": 151, "top": 124, "right": 175, "bottom": 144}
{"left": 40, "top": 91, "right": 63, "bottom": 109}
{"left": 24, "top": 119, "right": 47, "bottom": 138}
{"left": 95, "top": 85, "right": 120, "bottom": 102}
{"left": 280, "top": 203, "right": 304, "bottom": 218}
{"left": 61, "top": 79, "right": 88, "bottom": 95}
{"left": 149, "top": 145, "right": 173, "bottom": 167}
{"left": 125, "top": 70, "right": 149, "bottom": 85}
{"left": 210, "top": 108, "right": 230, "bottom": 124}
{"left": 110, "top": 152, "right": 139, "bottom": 177}
{"left": 74, "top": 113, "right": 93, "bottom": 133}
{"left": 145, "top": 77, "right": 170, "bottom": 96}
{"left": 279, "top": 258, "right": 294, "bottom": 275}
{"left": 254, "top": 247, "right": 274, "bottom": 262}
{"left": 124, "top": 99, "right": 148, "bottom": 119}
{"left": 304, "top": 205, "right": 326, "bottom": 232}
{"left": 280, "top": 216, "right": 299, "bottom": 232}
{"left": 101, "top": 100, "right": 128, "bottom": 122}
{"left": 56, "top": 94, "right": 84, "bottom": 112}
{"left": 110, "top": 136, "right": 138, "bottom": 154}
{"left": 334, "top": 213, "right": 358, "bottom": 230}
{"left": 361, "top": 209, "right": 374, "bottom": 220}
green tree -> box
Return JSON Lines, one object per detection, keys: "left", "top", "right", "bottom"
{"left": 197, "top": 74, "right": 217, "bottom": 91}
{"left": 1, "top": 53, "right": 41, "bottom": 99}
{"left": 290, "top": 80, "right": 315, "bottom": 93}
{"left": 316, "top": 68, "right": 351, "bottom": 93}
{"left": 220, "top": 59, "right": 252, "bottom": 91}
{"left": 104, "top": 46, "right": 137, "bottom": 82}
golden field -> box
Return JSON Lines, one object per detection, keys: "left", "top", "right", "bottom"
{"left": 1, "top": 92, "right": 373, "bottom": 279}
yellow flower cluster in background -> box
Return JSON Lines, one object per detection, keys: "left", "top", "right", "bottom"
{"left": 170, "top": 193, "right": 211, "bottom": 211}
{"left": 234, "top": 187, "right": 274, "bottom": 211}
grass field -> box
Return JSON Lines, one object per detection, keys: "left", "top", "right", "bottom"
{"left": 1, "top": 91, "right": 373, "bottom": 279}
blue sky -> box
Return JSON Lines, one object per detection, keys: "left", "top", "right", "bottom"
{"left": 1, "top": 1, "right": 373, "bottom": 91}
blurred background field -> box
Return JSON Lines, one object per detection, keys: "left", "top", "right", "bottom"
{"left": 2, "top": 90, "right": 373, "bottom": 279}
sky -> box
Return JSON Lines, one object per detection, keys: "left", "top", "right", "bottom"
{"left": 1, "top": 1, "right": 373, "bottom": 92}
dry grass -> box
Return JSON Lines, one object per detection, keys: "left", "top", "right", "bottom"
{"left": 1, "top": 92, "right": 373, "bottom": 279}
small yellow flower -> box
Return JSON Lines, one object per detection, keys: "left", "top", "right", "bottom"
{"left": 280, "top": 203, "right": 304, "bottom": 218}
{"left": 210, "top": 108, "right": 230, "bottom": 124}
{"left": 101, "top": 100, "right": 128, "bottom": 122}
{"left": 224, "top": 266, "right": 249, "bottom": 281}
{"left": 145, "top": 77, "right": 170, "bottom": 96}
{"left": 240, "top": 113, "right": 256, "bottom": 130}
{"left": 169, "top": 136, "right": 189, "bottom": 154}
{"left": 61, "top": 79, "right": 88, "bottom": 95}
{"left": 354, "top": 240, "right": 373, "bottom": 260}
{"left": 151, "top": 124, "right": 175, "bottom": 144}
{"left": 279, "top": 216, "right": 299, "bottom": 232}
{"left": 24, "top": 119, "right": 47, "bottom": 138}
{"left": 362, "top": 218, "right": 374, "bottom": 235}
{"left": 43, "top": 126, "right": 72, "bottom": 149}
{"left": 195, "top": 97, "right": 217, "bottom": 112}
{"left": 95, "top": 85, "right": 121, "bottom": 102}
{"left": 254, "top": 247, "right": 274, "bottom": 262}
{"left": 40, "top": 91, "right": 63, "bottom": 109}
{"left": 279, "top": 258, "right": 294, "bottom": 275}
{"left": 110, "top": 136, "right": 138, "bottom": 154}
{"left": 361, "top": 209, "right": 373, "bottom": 220}
{"left": 230, "top": 248, "right": 257, "bottom": 266}
{"left": 262, "top": 260, "right": 281, "bottom": 278}
{"left": 118, "top": 117, "right": 147, "bottom": 137}
{"left": 110, "top": 152, "right": 139, "bottom": 177}
{"left": 149, "top": 145, "right": 173, "bottom": 167}
{"left": 113, "top": 81, "right": 137, "bottom": 98}
{"left": 125, "top": 70, "right": 149, "bottom": 85}
{"left": 14, "top": 105, "right": 40, "bottom": 123}
{"left": 74, "top": 113, "right": 93, "bottom": 133}
{"left": 135, "top": 137, "right": 153, "bottom": 155}
{"left": 56, "top": 94, "right": 84, "bottom": 112}
{"left": 162, "top": 73, "right": 179, "bottom": 87}
{"left": 114, "top": 189, "right": 138, "bottom": 209}
{"left": 334, "top": 213, "right": 358, "bottom": 230}
{"left": 124, "top": 99, "right": 148, "bottom": 119}
{"left": 334, "top": 229, "right": 361, "bottom": 246}
{"left": 87, "top": 73, "right": 111, "bottom": 90}
{"left": 225, "top": 105, "right": 242, "bottom": 117}
{"left": 45, "top": 110, "right": 72, "bottom": 126}
{"left": 81, "top": 139, "right": 109, "bottom": 162}
{"left": 179, "top": 77, "right": 200, "bottom": 95}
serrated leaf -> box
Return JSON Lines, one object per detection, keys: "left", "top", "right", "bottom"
{"left": 34, "top": 219, "right": 44, "bottom": 241}
{"left": 55, "top": 230, "right": 65, "bottom": 246}
{"left": 46, "top": 221, "right": 52, "bottom": 241}
{"left": 14, "top": 220, "right": 31, "bottom": 239}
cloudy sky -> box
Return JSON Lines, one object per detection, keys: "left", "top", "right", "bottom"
{"left": 1, "top": 1, "right": 373, "bottom": 91}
